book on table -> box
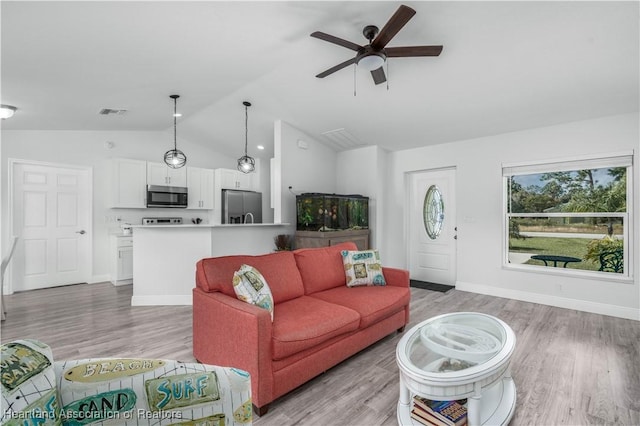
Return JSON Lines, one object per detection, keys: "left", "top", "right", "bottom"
{"left": 411, "top": 408, "right": 456, "bottom": 426}
{"left": 412, "top": 396, "right": 467, "bottom": 426}
{"left": 410, "top": 407, "right": 468, "bottom": 426}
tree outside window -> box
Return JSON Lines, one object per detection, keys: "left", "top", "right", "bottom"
{"left": 505, "top": 162, "right": 629, "bottom": 276}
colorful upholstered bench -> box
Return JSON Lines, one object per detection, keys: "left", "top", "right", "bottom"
{"left": 1, "top": 339, "right": 252, "bottom": 425}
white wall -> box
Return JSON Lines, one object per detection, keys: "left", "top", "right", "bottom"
{"left": 383, "top": 113, "right": 639, "bottom": 320}
{"left": 273, "top": 124, "right": 387, "bottom": 250}
{"left": 259, "top": 157, "right": 274, "bottom": 224}
{"left": 275, "top": 120, "right": 338, "bottom": 233}
{"left": 1, "top": 130, "right": 241, "bottom": 284}
{"left": 336, "top": 145, "right": 388, "bottom": 249}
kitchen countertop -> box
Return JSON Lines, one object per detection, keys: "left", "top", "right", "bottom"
{"left": 130, "top": 223, "right": 290, "bottom": 228}
{"left": 131, "top": 222, "right": 292, "bottom": 306}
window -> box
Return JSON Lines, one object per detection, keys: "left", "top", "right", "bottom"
{"left": 423, "top": 185, "right": 444, "bottom": 240}
{"left": 503, "top": 154, "right": 632, "bottom": 278}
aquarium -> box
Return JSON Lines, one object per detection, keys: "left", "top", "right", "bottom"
{"left": 296, "top": 193, "right": 369, "bottom": 231}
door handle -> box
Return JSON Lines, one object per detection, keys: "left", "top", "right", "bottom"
{"left": 76, "top": 230, "right": 86, "bottom": 235}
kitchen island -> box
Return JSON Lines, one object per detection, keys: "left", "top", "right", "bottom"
{"left": 131, "top": 223, "right": 290, "bottom": 306}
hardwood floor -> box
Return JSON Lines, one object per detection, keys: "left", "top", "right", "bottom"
{"left": 2, "top": 282, "right": 638, "bottom": 425}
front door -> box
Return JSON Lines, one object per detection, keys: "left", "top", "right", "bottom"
{"left": 409, "top": 168, "right": 457, "bottom": 285}
{"left": 11, "top": 161, "right": 91, "bottom": 292}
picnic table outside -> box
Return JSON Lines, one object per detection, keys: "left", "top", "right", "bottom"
{"left": 530, "top": 254, "right": 582, "bottom": 268}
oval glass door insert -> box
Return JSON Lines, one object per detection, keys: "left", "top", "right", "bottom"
{"left": 423, "top": 185, "right": 444, "bottom": 239}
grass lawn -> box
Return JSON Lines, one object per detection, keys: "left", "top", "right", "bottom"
{"left": 509, "top": 236, "right": 600, "bottom": 271}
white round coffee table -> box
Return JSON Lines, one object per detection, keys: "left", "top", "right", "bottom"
{"left": 396, "top": 312, "right": 516, "bottom": 426}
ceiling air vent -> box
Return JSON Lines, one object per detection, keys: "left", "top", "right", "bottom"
{"left": 99, "top": 108, "right": 128, "bottom": 116}
{"left": 319, "top": 128, "right": 366, "bottom": 151}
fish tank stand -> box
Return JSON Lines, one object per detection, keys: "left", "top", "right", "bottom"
{"left": 294, "top": 229, "right": 370, "bottom": 251}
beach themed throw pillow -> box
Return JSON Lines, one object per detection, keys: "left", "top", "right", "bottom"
{"left": 1, "top": 339, "right": 62, "bottom": 425}
{"left": 341, "top": 249, "right": 386, "bottom": 287}
{"left": 233, "top": 264, "right": 275, "bottom": 321}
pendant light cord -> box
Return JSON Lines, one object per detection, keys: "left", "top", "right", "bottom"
{"left": 386, "top": 60, "right": 389, "bottom": 91}
{"left": 354, "top": 63, "right": 357, "bottom": 97}
{"left": 244, "top": 103, "right": 249, "bottom": 156}
{"left": 173, "top": 97, "right": 178, "bottom": 150}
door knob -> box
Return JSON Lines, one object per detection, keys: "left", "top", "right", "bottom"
{"left": 76, "top": 230, "right": 86, "bottom": 235}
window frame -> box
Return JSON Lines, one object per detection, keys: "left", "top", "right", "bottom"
{"left": 502, "top": 152, "right": 634, "bottom": 281}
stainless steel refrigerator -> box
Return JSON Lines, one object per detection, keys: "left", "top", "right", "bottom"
{"left": 222, "top": 190, "right": 263, "bottom": 224}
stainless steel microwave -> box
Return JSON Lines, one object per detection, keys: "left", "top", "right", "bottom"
{"left": 146, "top": 185, "right": 188, "bottom": 208}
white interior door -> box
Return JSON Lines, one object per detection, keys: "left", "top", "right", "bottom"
{"left": 11, "top": 161, "right": 91, "bottom": 292}
{"left": 409, "top": 168, "right": 457, "bottom": 285}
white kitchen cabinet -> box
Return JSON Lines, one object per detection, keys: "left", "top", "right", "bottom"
{"left": 147, "top": 162, "right": 187, "bottom": 187}
{"left": 110, "top": 235, "right": 133, "bottom": 286}
{"left": 187, "top": 167, "right": 214, "bottom": 209}
{"left": 110, "top": 158, "right": 147, "bottom": 208}
{"left": 236, "top": 172, "right": 252, "bottom": 190}
{"left": 216, "top": 167, "right": 258, "bottom": 191}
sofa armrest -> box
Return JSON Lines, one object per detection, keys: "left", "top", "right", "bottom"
{"left": 382, "top": 267, "right": 410, "bottom": 288}
{"left": 193, "top": 288, "right": 273, "bottom": 409}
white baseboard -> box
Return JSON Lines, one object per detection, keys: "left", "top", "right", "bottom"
{"left": 131, "top": 295, "right": 192, "bottom": 306}
{"left": 456, "top": 281, "right": 640, "bottom": 321}
{"left": 89, "top": 274, "right": 111, "bottom": 284}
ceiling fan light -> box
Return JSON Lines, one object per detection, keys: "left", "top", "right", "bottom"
{"left": 0, "top": 104, "right": 17, "bottom": 119}
{"left": 357, "top": 53, "right": 386, "bottom": 71}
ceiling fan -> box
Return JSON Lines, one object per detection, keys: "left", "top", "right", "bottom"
{"left": 311, "top": 4, "right": 443, "bottom": 85}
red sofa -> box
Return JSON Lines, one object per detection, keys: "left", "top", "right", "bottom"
{"left": 193, "top": 242, "right": 410, "bottom": 415}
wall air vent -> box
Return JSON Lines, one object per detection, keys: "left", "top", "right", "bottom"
{"left": 99, "top": 108, "right": 128, "bottom": 116}
{"left": 319, "top": 128, "right": 366, "bottom": 151}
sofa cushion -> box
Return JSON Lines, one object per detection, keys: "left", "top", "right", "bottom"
{"left": 233, "top": 264, "right": 275, "bottom": 321}
{"left": 293, "top": 242, "right": 358, "bottom": 295}
{"left": 197, "top": 250, "right": 305, "bottom": 304}
{"left": 342, "top": 249, "right": 387, "bottom": 287}
{"left": 309, "top": 285, "right": 410, "bottom": 329}
{"left": 272, "top": 296, "right": 360, "bottom": 360}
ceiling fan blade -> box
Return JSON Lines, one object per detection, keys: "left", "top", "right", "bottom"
{"left": 310, "top": 31, "right": 362, "bottom": 52}
{"left": 371, "top": 5, "right": 416, "bottom": 50}
{"left": 386, "top": 45, "right": 443, "bottom": 57}
{"left": 316, "top": 57, "right": 358, "bottom": 78}
{"left": 371, "top": 67, "right": 386, "bottom": 85}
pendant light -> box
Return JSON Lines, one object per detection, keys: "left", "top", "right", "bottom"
{"left": 164, "top": 94, "right": 187, "bottom": 169}
{"left": 237, "top": 101, "right": 255, "bottom": 174}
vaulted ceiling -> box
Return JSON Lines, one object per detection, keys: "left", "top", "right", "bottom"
{"left": 2, "top": 1, "right": 638, "bottom": 160}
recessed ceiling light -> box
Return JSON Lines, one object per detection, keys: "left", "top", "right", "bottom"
{"left": 257, "top": 145, "right": 265, "bottom": 150}
{"left": 0, "top": 104, "right": 17, "bottom": 119}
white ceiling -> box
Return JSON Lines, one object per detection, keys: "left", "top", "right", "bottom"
{"left": 2, "top": 1, "right": 638, "bottom": 160}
